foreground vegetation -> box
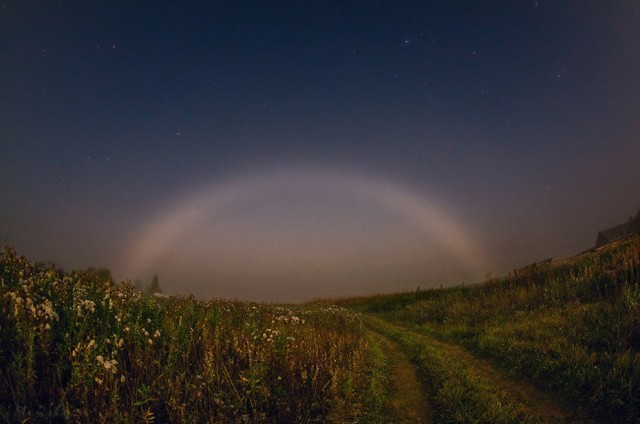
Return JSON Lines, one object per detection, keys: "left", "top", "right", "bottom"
{"left": 3, "top": 234, "right": 639, "bottom": 422}
{"left": 0, "top": 247, "right": 380, "bottom": 423}
{"left": 342, "top": 236, "right": 640, "bottom": 422}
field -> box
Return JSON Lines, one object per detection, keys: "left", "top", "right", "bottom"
{"left": 2, "top": 235, "right": 640, "bottom": 423}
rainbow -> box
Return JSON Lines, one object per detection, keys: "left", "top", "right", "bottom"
{"left": 120, "top": 168, "right": 487, "bottom": 292}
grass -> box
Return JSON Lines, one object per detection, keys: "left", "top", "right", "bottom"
{"left": 3, "top": 233, "right": 640, "bottom": 422}
{"left": 366, "top": 316, "right": 536, "bottom": 424}
{"left": 359, "top": 333, "right": 391, "bottom": 423}
{"left": 0, "top": 247, "right": 376, "bottom": 423}
{"left": 341, "top": 235, "right": 640, "bottom": 422}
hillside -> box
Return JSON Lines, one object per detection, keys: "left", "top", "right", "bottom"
{"left": 339, "top": 234, "right": 640, "bottom": 422}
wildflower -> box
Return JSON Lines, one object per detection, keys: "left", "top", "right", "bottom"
{"left": 95, "top": 377, "right": 103, "bottom": 385}
{"left": 120, "top": 375, "right": 126, "bottom": 383}
{"left": 41, "top": 300, "right": 59, "bottom": 321}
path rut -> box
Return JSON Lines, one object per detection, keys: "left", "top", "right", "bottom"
{"left": 368, "top": 331, "right": 432, "bottom": 423}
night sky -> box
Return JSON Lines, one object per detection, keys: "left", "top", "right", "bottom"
{"left": 2, "top": 1, "right": 640, "bottom": 302}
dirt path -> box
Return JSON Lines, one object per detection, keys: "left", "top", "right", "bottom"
{"left": 375, "top": 319, "right": 579, "bottom": 424}
{"left": 368, "top": 331, "right": 432, "bottom": 423}
{"left": 425, "top": 336, "right": 575, "bottom": 423}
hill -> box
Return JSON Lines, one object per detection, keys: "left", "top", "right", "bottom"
{"left": 337, "top": 234, "right": 640, "bottom": 422}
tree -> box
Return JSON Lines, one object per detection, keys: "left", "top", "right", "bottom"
{"left": 145, "top": 274, "right": 162, "bottom": 296}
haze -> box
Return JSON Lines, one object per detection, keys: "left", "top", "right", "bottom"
{"left": 2, "top": 2, "right": 639, "bottom": 301}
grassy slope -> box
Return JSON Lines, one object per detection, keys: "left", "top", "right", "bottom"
{"left": 340, "top": 235, "right": 640, "bottom": 422}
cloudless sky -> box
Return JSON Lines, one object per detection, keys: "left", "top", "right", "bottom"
{"left": 2, "top": 1, "right": 639, "bottom": 301}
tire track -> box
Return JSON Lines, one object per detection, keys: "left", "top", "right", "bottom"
{"left": 368, "top": 331, "right": 432, "bottom": 423}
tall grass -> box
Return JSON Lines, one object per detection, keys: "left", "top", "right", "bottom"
{"left": 0, "top": 247, "right": 371, "bottom": 423}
